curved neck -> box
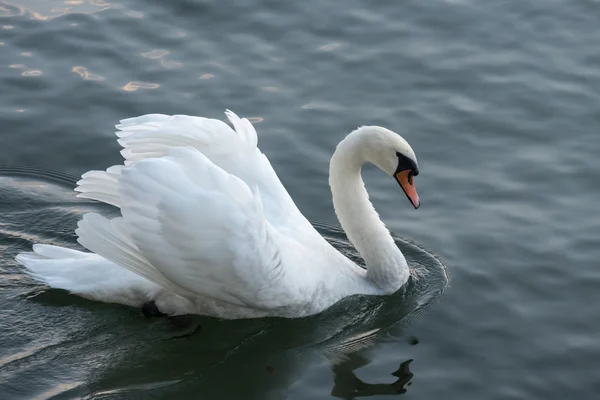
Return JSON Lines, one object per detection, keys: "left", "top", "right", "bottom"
{"left": 329, "top": 128, "right": 408, "bottom": 293}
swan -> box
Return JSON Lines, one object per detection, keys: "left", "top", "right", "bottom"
{"left": 16, "top": 110, "right": 420, "bottom": 319}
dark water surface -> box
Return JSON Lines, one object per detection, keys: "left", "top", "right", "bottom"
{"left": 1, "top": 0, "right": 599, "bottom": 398}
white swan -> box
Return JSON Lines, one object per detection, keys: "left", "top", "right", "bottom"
{"left": 16, "top": 110, "right": 420, "bottom": 319}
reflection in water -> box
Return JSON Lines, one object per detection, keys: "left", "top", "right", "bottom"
{"left": 199, "top": 73, "right": 215, "bottom": 79}
{"left": 72, "top": 66, "right": 105, "bottom": 81}
{"left": 122, "top": 81, "right": 160, "bottom": 91}
{"left": 1, "top": 0, "right": 111, "bottom": 20}
{"left": 89, "top": 0, "right": 110, "bottom": 6}
{"left": 141, "top": 49, "right": 169, "bottom": 59}
{"left": 0, "top": 169, "right": 447, "bottom": 398}
{"left": 139, "top": 49, "right": 182, "bottom": 68}
{"left": 21, "top": 69, "right": 41, "bottom": 76}
{"left": 318, "top": 42, "right": 341, "bottom": 52}
{"left": 301, "top": 102, "right": 342, "bottom": 112}
{"left": 331, "top": 354, "right": 413, "bottom": 398}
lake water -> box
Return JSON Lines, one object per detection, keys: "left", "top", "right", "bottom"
{"left": 1, "top": 0, "right": 599, "bottom": 399}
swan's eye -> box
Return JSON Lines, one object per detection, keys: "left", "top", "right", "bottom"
{"left": 395, "top": 152, "right": 418, "bottom": 178}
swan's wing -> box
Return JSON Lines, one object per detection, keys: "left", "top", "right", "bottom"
{"left": 76, "top": 111, "right": 313, "bottom": 237}
{"left": 76, "top": 146, "right": 309, "bottom": 309}
{"left": 75, "top": 165, "right": 123, "bottom": 208}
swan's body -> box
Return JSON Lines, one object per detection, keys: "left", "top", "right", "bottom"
{"left": 16, "top": 111, "right": 420, "bottom": 319}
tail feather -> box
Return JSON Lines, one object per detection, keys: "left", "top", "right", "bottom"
{"left": 15, "top": 244, "right": 159, "bottom": 307}
{"left": 75, "top": 213, "right": 195, "bottom": 299}
{"left": 31, "top": 244, "right": 90, "bottom": 259}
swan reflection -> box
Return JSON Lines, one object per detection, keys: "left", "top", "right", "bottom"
{"left": 331, "top": 355, "right": 414, "bottom": 398}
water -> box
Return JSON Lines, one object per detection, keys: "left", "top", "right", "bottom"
{"left": 1, "top": 0, "right": 599, "bottom": 398}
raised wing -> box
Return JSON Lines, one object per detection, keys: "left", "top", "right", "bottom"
{"left": 76, "top": 146, "right": 309, "bottom": 309}
{"left": 76, "top": 111, "right": 314, "bottom": 237}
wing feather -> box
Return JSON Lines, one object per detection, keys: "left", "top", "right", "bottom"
{"left": 76, "top": 111, "right": 309, "bottom": 234}
{"left": 71, "top": 110, "right": 333, "bottom": 309}
{"left": 104, "top": 146, "right": 302, "bottom": 308}
{"left": 75, "top": 166, "right": 123, "bottom": 207}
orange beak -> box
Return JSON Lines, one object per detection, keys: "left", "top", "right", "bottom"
{"left": 395, "top": 170, "right": 420, "bottom": 209}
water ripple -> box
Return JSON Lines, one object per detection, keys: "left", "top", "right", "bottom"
{"left": 3, "top": 0, "right": 111, "bottom": 20}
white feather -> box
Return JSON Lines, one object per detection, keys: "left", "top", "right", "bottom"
{"left": 75, "top": 166, "right": 123, "bottom": 207}
{"left": 16, "top": 244, "right": 160, "bottom": 307}
{"left": 114, "top": 147, "right": 306, "bottom": 309}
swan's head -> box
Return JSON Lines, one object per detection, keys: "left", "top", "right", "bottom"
{"left": 354, "top": 126, "right": 420, "bottom": 209}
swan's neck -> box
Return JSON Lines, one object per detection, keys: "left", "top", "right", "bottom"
{"left": 329, "top": 128, "right": 409, "bottom": 293}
